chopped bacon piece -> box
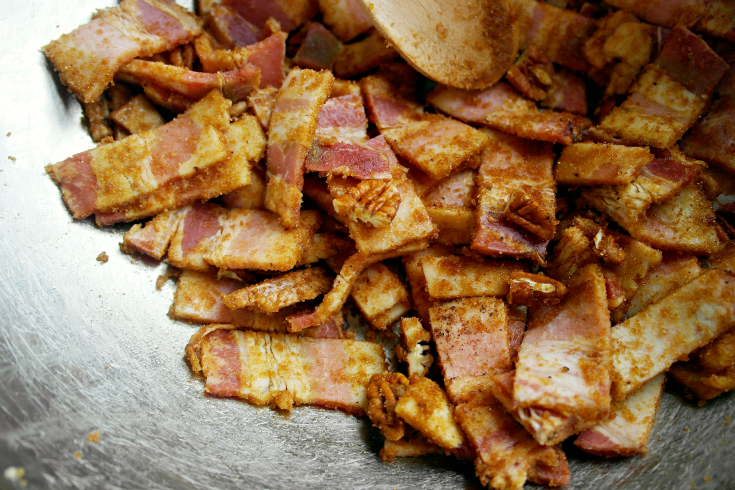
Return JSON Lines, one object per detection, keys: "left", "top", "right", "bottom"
{"left": 167, "top": 201, "right": 226, "bottom": 271}
{"left": 429, "top": 297, "right": 513, "bottom": 383}
{"left": 122, "top": 207, "right": 186, "bottom": 260}
{"left": 117, "top": 59, "right": 261, "bottom": 102}
{"left": 508, "top": 304, "right": 527, "bottom": 360}
{"left": 514, "top": 264, "right": 612, "bottom": 437}
{"left": 43, "top": 0, "right": 201, "bottom": 103}
{"left": 506, "top": 45, "right": 555, "bottom": 102}
{"left": 315, "top": 93, "right": 368, "bottom": 142}
{"left": 394, "top": 376, "right": 470, "bottom": 458}
{"left": 195, "top": 31, "right": 287, "bottom": 88}
{"left": 669, "top": 331, "right": 735, "bottom": 402}
{"left": 317, "top": 0, "right": 373, "bottom": 42}
{"left": 264, "top": 68, "right": 334, "bottom": 228}
{"left": 453, "top": 377, "right": 570, "bottom": 490}
{"left": 514, "top": 0, "right": 596, "bottom": 72}
{"left": 425, "top": 206, "right": 475, "bottom": 246}
{"left": 395, "top": 317, "right": 433, "bottom": 378}
{"left": 222, "top": 267, "right": 333, "bottom": 313}
{"left": 293, "top": 22, "right": 344, "bottom": 71}
{"left": 204, "top": 209, "right": 321, "bottom": 271}
{"left": 110, "top": 94, "right": 165, "bottom": 134}
{"left": 680, "top": 97, "right": 735, "bottom": 175}
{"left": 247, "top": 86, "right": 279, "bottom": 130}
{"left": 625, "top": 254, "right": 702, "bottom": 320}
{"left": 297, "top": 232, "right": 352, "bottom": 265}
{"left": 555, "top": 143, "right": 654, "bottom": 186}
{"left": 402, "top": 244, "right": 453, "bottom": 326}
{"left": 201, "top": 0, "right": 317, "bottom": 32}
{"left": 595, "top": 28, "right": 729, "bottom": 148}
{"left": 186, "top": 326, "right": 385, "bottom": 413}
{"left": 350, "top": 263, "right": 411, "bottom": 330}
{"left": 545, "top": 225, "right": 595, "bottom": 282}
{"left": 380, "top": 433, "right": 443, "bottom": 462}
{"left": 575, "top": 374, "right": 665, "bottom": 457}
{"left": 333, "top": 30, "right": 398, "bottom": 79}
{"left": 83, "top": 98, "right": 112, "bottom": 143}
{"left": 222, "top": 164, "right": 266, "bottom": 210}
{"left": 94, "top": 114, "right": 265, "bottom": 225}
{"left": 204, "top": 4, "right": 260, "bottom": 47}
{"left": 540, "top": 69, "right": 588, "bottom": 116}
{"left": 611, "top": 268, "right": 735, "bottom": 400}
{"left": 471, "top": 129, "right": 556, "bottom": 266}
{"left": 422, "top": 169, "right": 476, "bottom": 208}
{"left": 422, "top": 255, "right": 526, "bottom": 300}
{"left": 47, "top": 90, "right": 231, "bottom": 220}
{"left": 428, "top": 82, "right": 590, "bottom": 145}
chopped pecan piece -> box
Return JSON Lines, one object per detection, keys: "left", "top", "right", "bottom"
{"left": 508, "top": 271, "right": 567, "bottom": 306}
{"left": 332, "top": 179, "right": 401, "bottom": 227}
{"left": 505, "top": 45, "right": 555, "bottom": 101}
{"left": 593, "top": 229, "right": 626, "bottom": 264}
{"left": 367, "top": 372, "right": 410, "bottom": 441}
{"left": 503, "top": 189, "right": 556, "bottom": 240}
{"left": 394, "top": 317, "right": 433, "bottom": 377}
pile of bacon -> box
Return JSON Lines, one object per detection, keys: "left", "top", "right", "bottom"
{"left": 43, "top": 0, "right": 735, "bottom": 488}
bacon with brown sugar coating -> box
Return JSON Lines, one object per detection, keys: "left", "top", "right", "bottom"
{"left": 318, "top": 0, "right": 373, "bottom": 42}
{"left": 428, "top": 82, "right": 590, "bottom": 146}
{"left": 575, "top": 374, "right": 665, "bottom": 457}
{"left": 611, "top": 268, "right": 735, "bottom": 400}
{"left": 422, "top": 255, "right": 526, "bottom": 301}
{"left": 43, "top": 0, "right": 201, "bottom": 103}
{"left": 349, "top": 262, "right": 411, "bottom": 330}
{"left": 513, "top": 264, "right": 612, "bottom": 438}
{"left": 95, "top": 114, "right": 265, "bottom": 225}
{"left": 47, "top": 90, "right": 231, "bottom": 220}
{"left": 555, "top": 143, "right": 654, "bottom": 187}
{"left": 471, "top": 129, "right": 556, "bottom": 266}
{"left": 186, "top": 326, "right": 385, "bottom": 413}
{"left": 264, "top": 68, "right": 334, "bottom": 228}
{"left": 122, "top": 207, "right": 187, "bottom": 260}
{"left": 293, "top": 22, "right": 344, "bottom": 71}
{"left": 669, "top": 331, "right": 735, "bottom": 402}
{"left": 204, "top": 4, "right": 261, "bottom": 48}
{"left": 167, "top": 201, "right": 226, "bottom": 271}
{"left": 110, "top": 94, "right": 165, "bottom": 135}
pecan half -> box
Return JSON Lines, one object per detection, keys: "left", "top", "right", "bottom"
{"left": 333, "top": 179, "right": 401, "bottom": 227}
{"left": 505, "top": 45, "right": 555, "bottom": 101}
{"left": 367, "top": 372, "right": 410, "bottom": 441}
{"left": 503, "top": 189, "right": 556, "bottom": 240}
{"left": 508, "top": 271, "right": 567, "bottom": 306}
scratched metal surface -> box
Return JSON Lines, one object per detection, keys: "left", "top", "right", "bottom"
{"left": 0, "top": 1, "right": 734, "bottom": 489}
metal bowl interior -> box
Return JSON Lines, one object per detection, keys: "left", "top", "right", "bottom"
{"left": 0, "top": 2, "right": 733, "bottom": 489}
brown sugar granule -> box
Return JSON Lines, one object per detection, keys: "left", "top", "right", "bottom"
{"left": 96, "top": 252, "right": 109, "bottom": 263}
{"left": 87, "top": 430, "right": 100, "bottom": 443}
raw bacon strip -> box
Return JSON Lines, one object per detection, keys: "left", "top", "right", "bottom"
{"left": 204, "top": 209, "right": 321, "bottom": 271}
{"left": 195, "top": 31, "right": 287, "bottom": 88}
{"left": 514, "top": 0, "right": 595, "bottom": 72}
{"left": 95, "top": 114, "right": 265, "bottom": 225}
{"left": 204, "top": 4, "right": 261, "bottom": 47}
{"left": 422, "top": 255, "right": 526, "bottom": 300}
{"left": 394, "top": 376, "right": 471, "bottom": 458}
{"left": 428, "top": 82, "right": 590, "bottom": 145}
{"left": 625, "top": 254, "right": 702, "bottom": 320}
{"left": 47, "top": 90, "right": 231, "bottom": 219}
{"left": 222, "top": 267, "right": 333, "bottom": 313}
{"left": 168, "top": 201, "right": 226, "bottom": 271}
{"left": 117, "top": 60, "right": 261, "bottom": 102}
{"left": 630, "top": 183, "right": 722, "bottom": 254}
{"left": 293, "top": 22, "right": 344, "bottom": 71}
{"left": 186, "top": 326, "right": 385, "bottom": 414}
{"left": 429, "top": 297, "right": 512, "bottom": 382}
{"left": 318, "top": 0, "right": 373, "bottom": 42}
{"left": 514, "top": 264, "right": 612, "bottom": 429}
{"left": 122, "top": 207, "right": 186, "bottom": 260}
{"left": 264, "top": 68, "right": 334, "bottom": 228}
{"left": 453, "top": 378, "right": 570, "bottom": 490}
{"left": 349, "top": 262, "right": 411, "bottom": 330}
{"left": 611, "top": 268, "right": 735, "bottom": 400}
{"left": 172, "top": 270, "right": 290, "bottom": 331}
{"left": 595, "top": 28, "right": 728, "bottom": 148}
{"left": 471, "top": 129, "right": 556, "bottom": 266}
{"left": 43, "top": 0, "right": 201, "bottom": 103}
{"left": 110, "top": 94, "right": 165, "bottom": 134}
{"left": 555, "top": 143, "right": 653, "bottom": 186}
{"left": 603, "top": 0, "right": 735, "bottom": 41}
{"left": 575, "top": 374, "right": 665, "bottom": 457}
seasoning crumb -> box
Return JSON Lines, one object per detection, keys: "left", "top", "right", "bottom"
{"left": 73, "top": 451, "right": 82, "bottom": 459}
{"left": 704, "top": 477, "right": 711, "bottom": 482}
{"left": 684, "top": 427, "right": 690, "bottom": 432}
{"left": 87, "top": 430, "right": 100, "bottom": 443}
{"left": 3, "top": 467, "right": 26, "bottom": 487}
{"left": 8, "top": 156, "right": 16, "bottom": 161}
{"left": 96, "top": 252, "right": 109, "bottom": 263}
{"left": 6, "top": 132, "right": 11, "bottom": 136}
{"left": 104, "top": 365, "right": 109, "bottom": 369}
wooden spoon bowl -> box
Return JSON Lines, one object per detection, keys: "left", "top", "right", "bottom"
{"left": 355, "top": 0, "right": 519, "bottom": 90}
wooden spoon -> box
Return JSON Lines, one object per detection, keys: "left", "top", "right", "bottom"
{"left": 355, "top": 0, "right": 519, "bottom": 90}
